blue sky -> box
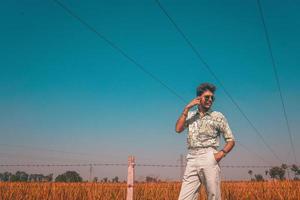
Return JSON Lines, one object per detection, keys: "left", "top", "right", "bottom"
{"left": 0, "top": 0, "right": 299, "bottom": 180}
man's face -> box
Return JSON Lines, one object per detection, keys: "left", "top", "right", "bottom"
{"left": 199, "top": 90, "right": 215, "bottom": 110}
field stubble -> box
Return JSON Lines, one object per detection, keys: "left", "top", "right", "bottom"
{"left": 0, "top": 180, "right": 299, "bottom": 200}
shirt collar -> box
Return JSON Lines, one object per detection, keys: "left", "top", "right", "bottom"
{"left": 197, "top": 108, "right": 213, "bottom": 116}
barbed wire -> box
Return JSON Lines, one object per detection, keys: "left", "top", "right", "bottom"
{"left": 0, "top": 163, "right": 298, "bottom": 168}
{"left": 0, "top": 183, "right": 127, "bottom": 188}
{"left": 0, "top": 163, "right": 127, "bottom": 167}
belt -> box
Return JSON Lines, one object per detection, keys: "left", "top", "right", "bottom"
{"left": 188, "top": 146, "right": 217, "bottom": 155}
{"left": 188, "top": 146, "right": 217, "bottom": 150}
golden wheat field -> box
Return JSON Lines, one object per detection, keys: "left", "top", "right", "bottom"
{"left": 0, "top": 181, "right": 299, "bottom": 200}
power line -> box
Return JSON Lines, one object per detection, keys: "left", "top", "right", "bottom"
{"left": 154, "top": 0, "right": 282, "bottom": 163}
{"left": 51, "top": 0, "right": 186, "bottom": 104}
{"left": 256, "top": 0, "right": 297, "bottom": 164}
{"left": 49, "top": 0, "right": 282, "bottom": 165}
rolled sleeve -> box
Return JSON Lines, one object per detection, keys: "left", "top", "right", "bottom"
{"left": 219, "top": 114, "right": 235, "bottom": 142}
{"left": 184, "top": 111, "right": 197, "bottom": 129}
{"left": 183, "top": 112, "right": 192, "bottom": 129}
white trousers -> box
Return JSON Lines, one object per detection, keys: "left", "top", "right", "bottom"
{"left": 178, "top": 147, "right": 221, "bottom": 200}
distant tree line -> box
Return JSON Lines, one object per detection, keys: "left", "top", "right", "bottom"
{"left": 0, "top": 171, "right": 53, "bottom": 182}
{"left": 0, "top": 171, "right": 124, "bottom": 183}
{"left": 248, "top": 164, "right": 300, "bottom": 181}
{"left": 0, "top": 171, "right": 82, "bottom": 182}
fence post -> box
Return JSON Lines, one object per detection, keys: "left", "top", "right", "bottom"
{"left": 126, "top": 155, "right": 135, "bottom": 200}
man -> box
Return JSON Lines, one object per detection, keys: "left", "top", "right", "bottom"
{"left": 175, "top": 83, "right": 235, "bottom": 200}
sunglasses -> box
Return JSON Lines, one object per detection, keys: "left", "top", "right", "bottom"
{"left": 203, "top": 95, "right": 215, "bottom": 102}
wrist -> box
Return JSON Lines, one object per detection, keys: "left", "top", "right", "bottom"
{"left": 182, "top": 112, "right": 188, "bottom": 117}
{"left": 220, "top": 150, "right": 227, "bottom": 157}
{"left": 182, "top": 108, "right": 189, "bottom": 116}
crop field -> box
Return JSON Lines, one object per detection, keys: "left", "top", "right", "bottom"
{"left": 0, "top": 180, "right": 299, "bottom": 200}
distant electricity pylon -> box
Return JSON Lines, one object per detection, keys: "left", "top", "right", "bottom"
{"left": 89, "top": 164, "right": 93, "bottom": 182}
{"left": 180, "top": 154, "right": 185, "bottom": 180}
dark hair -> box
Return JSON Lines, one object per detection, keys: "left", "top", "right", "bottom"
{"left": 196, "top": 83, "right": 216, "bottom": 96}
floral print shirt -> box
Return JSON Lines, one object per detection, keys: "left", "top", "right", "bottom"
{"left": 184, "top": 109, "right": 235, "bottom": 149}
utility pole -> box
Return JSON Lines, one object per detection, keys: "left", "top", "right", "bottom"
{"left": 126, "top": 156, "right": 135, "bottom": 200}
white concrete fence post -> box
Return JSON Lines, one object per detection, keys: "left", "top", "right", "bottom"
{"left": 126, "top": 155, "right": 135, "bottom": 200}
